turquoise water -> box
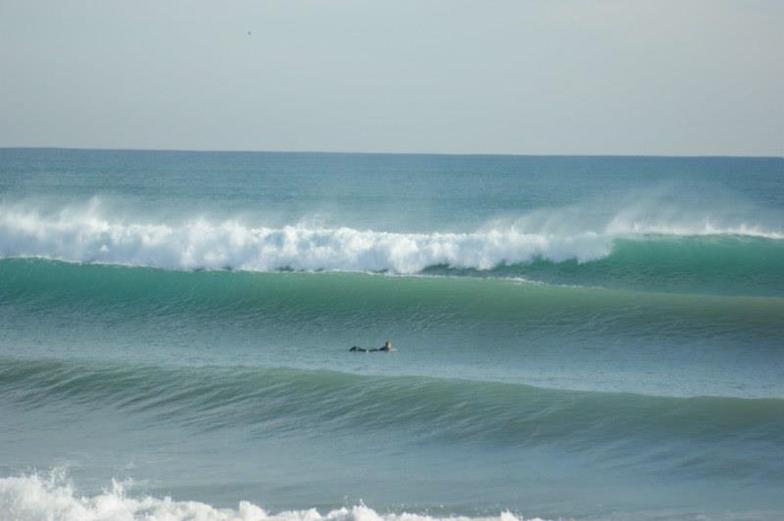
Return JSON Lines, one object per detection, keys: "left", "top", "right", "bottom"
{"left": 1, "top": 149, "right": 783, "bottom": 520}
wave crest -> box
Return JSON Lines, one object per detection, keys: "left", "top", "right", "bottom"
{"left": 1, "top": 203, "right": 781, "bottom": 274}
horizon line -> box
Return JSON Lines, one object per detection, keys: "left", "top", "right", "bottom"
{"left": 1, "top": 145, "right": 782, "bottom": 160}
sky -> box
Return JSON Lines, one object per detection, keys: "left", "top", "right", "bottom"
{"left": 0, "top": 1, "right": 782, "bottom": 156}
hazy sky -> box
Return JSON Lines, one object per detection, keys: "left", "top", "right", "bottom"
{"left": 1, "top": 1, "right": 782, "bottom": 156}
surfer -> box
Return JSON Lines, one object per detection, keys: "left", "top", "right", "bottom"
{"left": 350, "top": 340, "right": 393, "bottom": 352}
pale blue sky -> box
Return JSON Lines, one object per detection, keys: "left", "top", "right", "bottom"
{"left": 1, "top": 1, "right": 782, "bottom": 156}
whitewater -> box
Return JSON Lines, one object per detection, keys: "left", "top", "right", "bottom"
{"left": 1, "top": 201, "right": 782, "bottom": 274}
{"left": 1, "top": 472, "right": 549, "bottom": 521}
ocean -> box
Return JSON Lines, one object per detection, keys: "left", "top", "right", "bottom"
{"left": 0, "top": 148, "right": 782, "bottom": 521}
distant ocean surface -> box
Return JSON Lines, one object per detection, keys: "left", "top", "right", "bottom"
{"left": 1, "top": 148, "right": 783, "bottom": 521}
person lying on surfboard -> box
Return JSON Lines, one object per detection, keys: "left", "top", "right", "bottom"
{"left": 350, "top": 340, "right": 393, "bottom": 352}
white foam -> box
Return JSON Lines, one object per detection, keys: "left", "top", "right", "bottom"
{"left": 0, "top": 204, "right": 611, "bottom": 272}
{"left": 0, "top": 472, "right": 544, "bottom": 521}
{"left": 0, "top": 202, "right": 780, "bottom": 274}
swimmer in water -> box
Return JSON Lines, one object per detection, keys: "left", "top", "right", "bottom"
{"left": 350, "top": 340, "right": 393, "bottom": 352}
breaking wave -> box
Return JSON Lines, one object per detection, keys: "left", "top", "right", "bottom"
{"left": 1, "top": 203, "right": 782, "bottom": 274}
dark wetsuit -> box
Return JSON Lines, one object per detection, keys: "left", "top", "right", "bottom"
{"left": 350, "top": 345, "right": 391, "bottom": 352}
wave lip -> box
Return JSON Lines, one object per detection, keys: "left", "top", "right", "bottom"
{"left": 2, "top": 204, "right": 783, "bottom": 275}
{"left": 0, "top": 472, "right": 539, "bottom": 521}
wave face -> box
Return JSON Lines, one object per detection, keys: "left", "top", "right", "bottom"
{"left": 1, "top": 203, "right": 784, "bottom": 295}
{"left": 2, "top": 258, "right": 783, "bottom": 399}
{"left": 3, "top": 358, "right": 783, "bottom": 449}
